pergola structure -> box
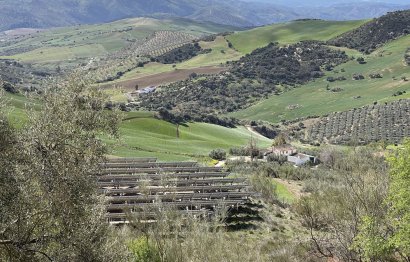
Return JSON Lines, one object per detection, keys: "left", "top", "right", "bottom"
{"left": 98, "top": 158, "right": 254, "bottom": 223}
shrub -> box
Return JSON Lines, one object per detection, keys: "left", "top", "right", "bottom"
{"left": 267, "top": 154, "right": 288, "bottom": 165}
{"left": 209, "top": 149, "right": 227, "bottom": 160}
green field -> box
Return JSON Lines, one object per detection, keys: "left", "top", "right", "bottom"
{"left": 230, "top": 35, "right": 410, "bottom": 123}
{"left": 226, "top": 19, "right": 368, "bottom": 54}
{"left": 1, "top": 92, "right": 38, "bottom": 126}
{"left": 0, "top": 17, "right": 238, "bottom": 66}
{"left": 2, "top": 95, "right": 271, "bottom": 161}
{"left": 105, "top": 112, "right": 271, "bottom": 161}
{"left": 272, "top": 180, "right": 295, "bottom": 204}
{"left": 108, "top": 36, "right": 242, "bottom": 86}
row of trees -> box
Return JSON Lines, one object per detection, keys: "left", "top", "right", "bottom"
{"left": 307, "top": 99, "right": 410, "bottom": 145}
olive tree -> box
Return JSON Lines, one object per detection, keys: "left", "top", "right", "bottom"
{"left": 0, "top": 76, "right": 128, "bottom": 261}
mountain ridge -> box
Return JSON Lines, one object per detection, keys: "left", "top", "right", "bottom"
{"left": 0, "top": 0, "right": 408, "bottom": 31}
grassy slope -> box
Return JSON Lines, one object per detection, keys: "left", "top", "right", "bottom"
{"left": 226, "top": 20, "right": 368, "bottom": 54}
{"left": 272, "top": 180, "right": 295, "bottom": 204}
{"left": 230, "top": 35, "right": 410, "bottom": 123}
{"left": 3, "top": 96, "right": 270, "bottom": 161}
{"left": 2, "top": 92, "right": 34, "bottom": 126}
{"left": 109, "top": 36, "right": 242, "bottom": 84}
{"left": 0, "top": 18, "right": 237, "bottom": 65}
{"left": 105, "top": 112, "right": 272, "bottom": 161}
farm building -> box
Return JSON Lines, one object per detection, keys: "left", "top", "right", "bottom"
{"left": 264, "top": 145, "right": 297, "bottom": 157}
{"left": 130, "top": 86, "right": 157, "bottom": 98}
{"left": 137, "top": 86, "right": 156, "bottom": 94}
{"left": 287, "top": 153, "right": 317, "bottom": 166}
{"left": 264, "top": 145, "right": 317, "bottom": 166}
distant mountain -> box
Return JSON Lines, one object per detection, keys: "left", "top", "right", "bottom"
{"left": 248, "top": 0, "right": 410, "bottom": 7}
{"left": 0, "top": 0, "right": 299, "bottom": 31}
{"left": 0, "top": 0, "right": 408, "bottom": 31}
{"left": 298, "top": 2, "right": 410, "bottom": 21}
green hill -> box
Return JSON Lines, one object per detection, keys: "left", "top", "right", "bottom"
{"left": 0, "top": 17, "right": 236, "bottom": 65}
{"left": 2, "top": 95, "right": 271, "bottom": 161}
{"left": 328, "top": 10, "right": 410, "bottom": 53}
{"left": 226, "top": 19, "right": 367, "bottom": 54}
{"left": 229, "top": 35, "right": 410, "bottom": 123}
{"left": 104, "top": 112, "right": 271, "bottom": 161}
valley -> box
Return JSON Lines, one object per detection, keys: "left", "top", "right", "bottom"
{"left": 1, "top": 6, "right": 410, "bottom": 261}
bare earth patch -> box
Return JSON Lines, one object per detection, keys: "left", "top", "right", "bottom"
{"left": 101, "top": 66, "right": 225, "bottom": 91}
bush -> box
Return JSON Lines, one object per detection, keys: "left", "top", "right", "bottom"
{"left": 128, "top": 237, "right": 160, "bottom": 262}
{"left": 267, "top": 154, "right": 288, "bottom": 165}
{"left": 209, "top": 149, "right": 227, "bottom": 160}
{"left": 1, "top": 82, "right": 18, "bottom": 94}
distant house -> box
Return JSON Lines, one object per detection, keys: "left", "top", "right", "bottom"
{"left": 287, "top": 153, "right": 318, "bottom": 166}
{"left": 130, "top": 86, "right": 156, "bottom": 98}
{"left": 136, "top": 86, "right": 156, "bottom": 95}
{"left": 265, "top": 145, "right": 297, "bottom": 157}
{"left": 264, "top": 145, "right": 318, "bottom": 166}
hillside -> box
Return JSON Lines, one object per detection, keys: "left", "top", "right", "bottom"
{"left": 138, "top": 41, "right": 348, "bottom": 123}
{"left": 0, "top": 0, "right": 408, "bottom": 32}
{"left": 0, "top": 17, "right": 237, "bottom": 90}
{"left": 105, "top": 112, "right": 271, "bottom": 161}
{"left": 3, "top": 93, "right": 271, "bottom": 161}
{"left": 328, "top": 10, "right": 410, "bottom": 53}
{"left": 305, "top": 99, "right": 410, "bottom": 145}
{"left": 230, "top": 35, "right": 410, "bottom": 123}
{"left": 226, "top": 19, "right": 367, "bottom": 54}
{"left": 0, "top": 0, "right": 301, "bottom": 30}
{"left": 101, "top": 35, "right": 243, "bottom": 92}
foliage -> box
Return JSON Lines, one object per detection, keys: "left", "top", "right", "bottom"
{"left": 230, "top": 34, "right": 410, "bottom": 124}
{"left": 353, "top": 139, "right": 410, "bottom": 261}
{"left": 251, "top": 173, "right": 279, "bottom": 205}
{"left": 139, "top": 41, "right": 348, "bottom": 121}
{"left": 405, "top": 48, "right": 410, "bottom": 65}
{"left": 272, "top": 133, "right": 287, "bottom": 147}
{"left": 328, "top": 10, "right": 410, "bottom": 53}
{"left": 128, "top": 237, "right": 160, "bottom": 262}
{"left": 386, "top": 139, "right": 410, "bottom": 257}
{"left": 307, "top": 99, "right": 410, "bottom": 145}
{"left": 252, "top": 124, "right": 279, "bottom": 139}
{"left": 0, "top": 75, "right": 126, "bottom": 261}
{"left": 209, "top": 148, "right": 227, "bottom": 161}
{"left": 127, "top": 206, "right": 266, "bottom": 262}
{"left": 155, "top": 42, "right": 211, "bottom": 64}
{"left": 294, "top": 148, "right": 389, "bottom": 261}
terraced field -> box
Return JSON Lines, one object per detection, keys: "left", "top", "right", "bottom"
{"left": 103, "top": 36, "right": 242, "bottom": 91}
{"left": 226, "top": 19, "right": 368, "bottom": 54}
{"left": 230, "top": 35, "right": 410, "bottom": 123}
{"left": 0, "top": 17, "right": 237, "bottom": 67}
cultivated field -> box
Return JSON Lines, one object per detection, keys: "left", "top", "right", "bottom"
{"left": 306, "top": 99, "right": 410, "bottom": 145}
{"left": 102, "top": 66, "right": 225, "bottom": 91}
{"left": 0, "top": 18, "right": 236, "bottom": 68}
{"left": 230, "top": 35, "right": 410, "bottom": 123}
{"left": 102, "top": 36, "right": 242, "bottom": 91}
